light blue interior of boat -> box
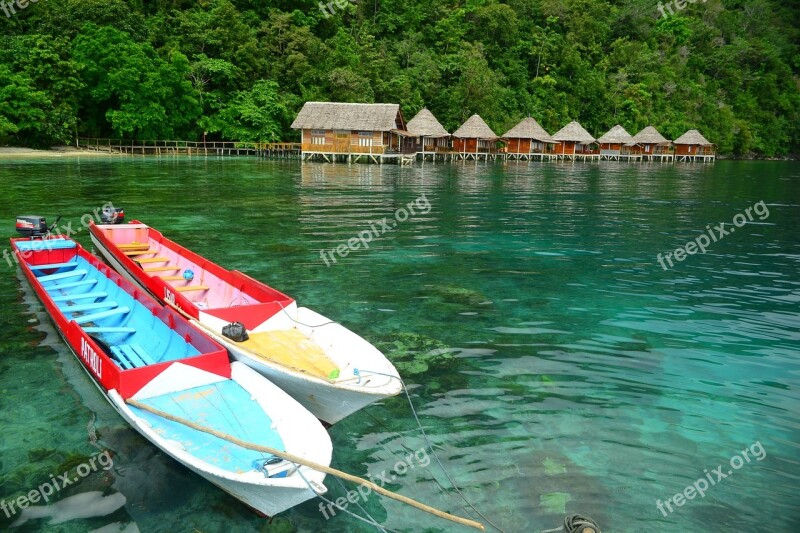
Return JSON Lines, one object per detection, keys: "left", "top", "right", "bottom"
{"left": 129, "top": 381, "right": 286, "bottom": 474}
{"left": 33, "top": 251, "right": 201, "bottom": 368}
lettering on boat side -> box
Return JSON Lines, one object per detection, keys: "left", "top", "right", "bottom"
{"left": 165, "top": 287, "right": 176, "bottom": 306}
{"left": 80, "top": 337, "right": 102, "bottom": 378}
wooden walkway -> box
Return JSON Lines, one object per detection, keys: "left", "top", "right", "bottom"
{"left": 77, "top": 138, "right": 301, "bottom": 158}
{"left": 75, "top": 138, "right": 715, "bottom": 164}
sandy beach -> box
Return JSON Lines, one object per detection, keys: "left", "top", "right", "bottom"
{"left": 0, "top": 146, "right": 111, "bottom": 158}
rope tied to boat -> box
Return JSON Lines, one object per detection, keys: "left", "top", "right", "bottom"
{"left": 352, "top": 369, "right": 507, "bottom": 533}
{"left": 124, "top": 398, "right": 485, "bottom": 531}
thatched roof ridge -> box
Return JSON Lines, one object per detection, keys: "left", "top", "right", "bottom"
{"left": 552, "top": 121, "right": 596, "bottom": 143}
{"left": 502, "top": 117, "right": 554, "bottom": 142}
{"left": 674, "top": 129, "right": 713, "bottom": 145}
{"left": 597, "top": 124, "right": 633, "bottom": 144}
{"left": 406, "top": 108, "right": 449, "bottom": 137}
{"left": 631, "top": 126, "right": 670, "bottom": 144}
{"left": 291, "top": 102, "right": 402, "bottom": 131}
{"left": 452, "top": 114, "right": 498, "bottom": 139}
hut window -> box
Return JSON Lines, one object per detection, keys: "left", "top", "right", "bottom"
{"left": 358, "top": 132, "right": 373, "bottom": 147}
{"left": 311, "top": 130, "right": 326, "bottom": 145}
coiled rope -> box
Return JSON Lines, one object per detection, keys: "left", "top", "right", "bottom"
{"left": 539, "top": 514, "right": 601, "bottom": 533}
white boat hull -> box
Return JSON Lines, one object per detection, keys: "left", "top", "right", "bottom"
{"left": 109, "top": 362, "right": 331, "bottom": 516}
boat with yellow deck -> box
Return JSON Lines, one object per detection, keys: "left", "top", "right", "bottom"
{"left": 89, "top": 220, "right": 402, "bottom": 425}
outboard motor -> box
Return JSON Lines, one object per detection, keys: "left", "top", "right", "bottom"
{"left": 100, "top": 206, "right": 125, "bottom": 224}
{"left": 15, "top": 215, "right": 61, "bottom": 239}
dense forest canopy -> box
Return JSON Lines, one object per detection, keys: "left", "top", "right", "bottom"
{"left": 0, "top": 0, "right": 797, "bottom": 156}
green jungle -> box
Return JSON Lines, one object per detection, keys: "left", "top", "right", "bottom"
{"left": 0, "top": 0, "right": 797, "bottom": 156}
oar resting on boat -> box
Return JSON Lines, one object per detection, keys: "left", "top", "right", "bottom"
{"left": 127, "top": 398, "right": 486, "bottom": 531}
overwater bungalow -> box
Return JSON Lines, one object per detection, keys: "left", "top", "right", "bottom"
{"left": 452, "top": 115, "right": 500, "bottom": 161}
{"left": 405, "top": 108, "right": 451, "bottom": 160}
{"left": 673, "top": 129, "right": 716, "bottom": 163}
{"left": 597, "top": 125, "right": 637, "bottom": 161}
{"left": 552, "top": 121, "right": 598, "bottom": 160}
{"left": 629, "top": 126, "right": 674, "bottom": 161}
{"left": 502, "top": 117, "right": 558, "bottom": 161}
{"left": 291, "top": 102, "right": 410, "bottom": 163}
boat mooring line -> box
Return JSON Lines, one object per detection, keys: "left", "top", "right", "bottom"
{"left": 356, "top": 369, "right": 507, "bottom": 533}
{"left": 297, "top": 468, "right": 397, "bottom": 533}
{"left": 125, "top": 398, "right": 485, "bottom": 531}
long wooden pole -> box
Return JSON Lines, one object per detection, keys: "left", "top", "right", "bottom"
{"left": 126, "top": 399, "right": 485, "bottom": 531}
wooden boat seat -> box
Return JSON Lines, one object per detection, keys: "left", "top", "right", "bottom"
{"left": 83, "top": 326, "right": 136, "bottom": 335}
{"left": 124, "top": 249, "right": 158, "bottom": 256}
{"left": 112, "top": 343, "right": 156, "bottom": 369}
{"left": 45, "top": 279, "right": 98, "bottom": 292}
{"left": 239, "top": 329, "right": 339, "bottom": 380}
{"left": 52, "top": 291, "right": 107, "bottom": 303}
{"left": 160, "top": 275, "right": 187, "bottom": 281}
{"left": 110, "top": 346, "right": 134, "bottom": 369}
{"left": 135, "top": 257, "right": 170, "bottom": 264}
{"left": 62, "top": 301, "right": 118, "bottom": 314}
{"left": 174, "top": 285, "right": 209, "bottom": 292}
{"left": 118, "top": 242, "right": 150, "bottom": 250}
{"left": 143, "top": 266, "right": 181, "bottom": 272}
{"left": 29, "top": 261, "right": 78, "bottom": 271}
{"left": 74, "top": 306, "right": 130, "bottom": 325}
{"left": 38, "top": 269, "right": 87, "bottom": 283}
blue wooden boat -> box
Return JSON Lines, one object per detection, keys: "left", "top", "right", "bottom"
{"left": 11, "top": 233, "right": 332, "bottom": 516}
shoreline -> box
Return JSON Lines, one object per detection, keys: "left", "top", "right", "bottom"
{"left": 0, "top": 146, "right": 796, "bottom": 161}
{"left": 0, "top": 147, "right": 111, "bottom": 159}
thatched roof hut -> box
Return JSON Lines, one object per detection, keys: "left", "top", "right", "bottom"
{"left": 406, "top": 108, "right": 449, "bottom": 138}
{"left": 502, "top": 117, "right": 555, "bottom": 143}
{"left": 453, "top": 114, "right": 498, "bottom": 139}
{"left": 630, "top": 126, "right": 670, "bottom": 145}
{"left": 291, "top": 102, "right": 405, "bottom": 131}
{"left": 597, "top": 125, "right": 633, "bottom": 145}
{"left": 552, "top": 121, "right": 596, "bottom": 143}
{"left": 674, "top": 129, "right": 713, "bottom": 146}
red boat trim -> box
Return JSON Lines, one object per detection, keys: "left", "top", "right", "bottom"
{"left": 11, "top": 237, "right": 231, "bottom": 399}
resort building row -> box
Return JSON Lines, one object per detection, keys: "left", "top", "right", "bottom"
{"left": 291, "top": 102, "right": 716, "bottom": 164}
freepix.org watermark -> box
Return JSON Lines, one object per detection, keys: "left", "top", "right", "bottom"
{"left": 3, "top": 202, "right": 117, "bottom": 269}
{"left": 656, "top": 441, "right": 766, "bottom": 517}
{"left": 657, "top": 200, "right": 769, "bottom": 271}
{"left": 1, "top": 0, "right": 38, "bottom": 19}
{"left": 318, "top": 0, "right": 356, "bottom": 18}
{"left": 319, "top": 193, "right": 431, "bottom": 267}
{"left": 318, "top": 448, "right": 431, "bottom": 519}
{"left": 657, "top": 0, "right": 707, "bottom": 19}
{"left": 1, "top": 450, "right": 114, "bottom": 520}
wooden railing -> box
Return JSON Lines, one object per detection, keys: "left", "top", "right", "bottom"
{"left": 77, "top": 138, "right": 301, "bottom": 154}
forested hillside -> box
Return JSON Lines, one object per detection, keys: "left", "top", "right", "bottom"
{"left": 0, "top": 0, "right": 797, "bottom": 156}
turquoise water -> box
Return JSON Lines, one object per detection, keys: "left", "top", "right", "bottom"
{"left": 0, "top": 157, "right": 798, "bottom": 532}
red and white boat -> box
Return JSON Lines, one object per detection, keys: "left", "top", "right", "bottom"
{"left": 11, "top": 221, "right": 331, "bottom": 517}
{"left": 90, "top": 220, "right": 402, "bottom": 425}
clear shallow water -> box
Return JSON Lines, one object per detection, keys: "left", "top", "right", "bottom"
{"left": 0, "top": 157, "right": 798, "bottom": 532}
